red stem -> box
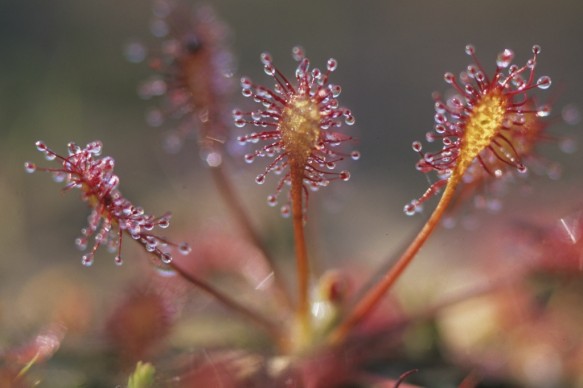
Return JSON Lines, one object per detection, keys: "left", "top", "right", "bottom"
{"left": 290, "top": 164, "right": 310, "bottom": 332}
{"left": 328, "top": 179, "right": 458, "bottom": 344}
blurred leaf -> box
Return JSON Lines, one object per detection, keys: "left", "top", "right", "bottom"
{"left": 127, "top": 362, "right": 155, "bottom": 388}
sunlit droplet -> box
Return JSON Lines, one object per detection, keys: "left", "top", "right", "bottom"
{"left": 24, "top": 162, "right": 36, "bottom": 173}
{"left": 179, "top": 243, "right": 192, "bottom": 255}
{"left": 82, "top": 254, "right": 94, "bottom": 267}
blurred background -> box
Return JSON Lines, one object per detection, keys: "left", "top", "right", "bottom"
{"left": 1, "top": 0, "right": 583, "bottom": 386}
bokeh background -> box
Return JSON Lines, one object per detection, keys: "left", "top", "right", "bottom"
{"left": 1, "top": 0, "right": 582, "bottom": 386}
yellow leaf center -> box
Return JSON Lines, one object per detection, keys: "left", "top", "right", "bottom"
{"left": 280, "top": 95, "right": 321, "bottom": 166}
{"left": 454, "top": 88, "right": 509, "bottom": 179}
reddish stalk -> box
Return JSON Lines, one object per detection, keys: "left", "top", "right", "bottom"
{"left": 209, "top": 163, "right": 294, "bottom": 310}
{"left": 329, "top": 179, "right": 458, "bottom": 344}
{"left": 290, "top": 164, "right": 311, "bottom": 335}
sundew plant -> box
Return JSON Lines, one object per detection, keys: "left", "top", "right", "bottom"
{"left": 7, "top": 1, "right": 583, "bottom": 387}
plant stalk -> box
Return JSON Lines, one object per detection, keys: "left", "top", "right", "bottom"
{"left": 290, "top": 165, "right": 311, "bottom": 339}
{"left": 328, "top": 179, "right": 458, "bottom": 344}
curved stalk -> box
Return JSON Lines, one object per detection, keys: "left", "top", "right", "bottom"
{"left": 328, "top": 179, "right": 459, "bottom": 344}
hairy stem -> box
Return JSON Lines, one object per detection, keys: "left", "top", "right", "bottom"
{"left": 328, "top": 178, "right": 459, "bottom": 344}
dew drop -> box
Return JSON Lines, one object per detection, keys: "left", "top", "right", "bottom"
{"left": 161, "top": 252, "right": 173, "bottom": 264}
{"left": 179, "top": 243, "right": 192, "bottom": 255}
{"left": 264, "top": 64, "right": 275, "bottom": 76}
{"left": 298, "top": 58, "right": 310, "bottom": 75}
{"left": 532, "top": 44, "right": 541, "bottom": 54}
{"left": 404, "top": 202, "right": 416, "bottom": 216}
{"left": 536, "top": 105, "right": 551, "bottom": 118}
{"left": 449, "top": 97, "right": 463, "bottom": 109}
{"left": 255, "top": 174, "right": 266, "bottom": 184}
{"left": 75, "top": 237, "right": 88, "bottom": 250}
{"left": 251, "top": 110, "right": 262, "bottom": 121}
{"left": 435, "top": 101, "right": 446, "bottom": 113}
{"left": 465, "top": 44, "right": 475, "bottom": 56}
{"left": 35, "top": 141, "right": 47, "bottom": 152}
{"left": 412, "top": 141, "right": 422, "bottom": 152}
{"left": 345, "top": 115, "right": 355, "bottom": 126}
{"left": 292, "top": 46, "right": 305, "bottom": 61}
{"left": 537, "top": 76, "right": 552, "bottom": 90}
{"left": 339, "top": 170, "right": 350, "bottom": 181}
{"left": 24, "top": 162, "right": 36, "bottom": 173}
{"left": 280, "top": 204, "right": 291, "bottom": 218}
{"left": 415, "top": 161, "right": 425, "bottom": 172}
{"left": 260, "top": 52, "right": 272, "bottom": 66}
{"left": 351, "top": 151, "right": 361, "bottom": 160}
{"left": 114, "top": 255, "right": 123, "bottom": 266}
{"left": 267, "top": 194, "right": 277, "bottom": 207}
{"left": 312, "top": 68, "right": 322, "bottom": 79}
{"left": 327, "top": 58, "right": 338, "bottom": 72}
{"left": 244, "top": 153, "right": 255, "bottom": 164}
{"left": 44, "top": 152, "right": 56, "bottom": 161}
{"left": 232, "top": 109, "right": 243, "bottom": 119}
{"left": 330, "top": 85, "right": 341, "bottom": 97}
{"left": 52, "top": 171, "right": 66, "bottom": 183}
{"left": 241, "top": 77, "right": 252, "bottom": 89}
{"left": 517, "top": 164, "right": 528, "bottom": 174}
{"left": 496, "top": 49, "right": 514, "bottom": 68}
{"left": 82, "top": 253, "right": 94, "bottom": 267}
{"left": 434, "top": 113, "right": 446, "bottom": 124}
